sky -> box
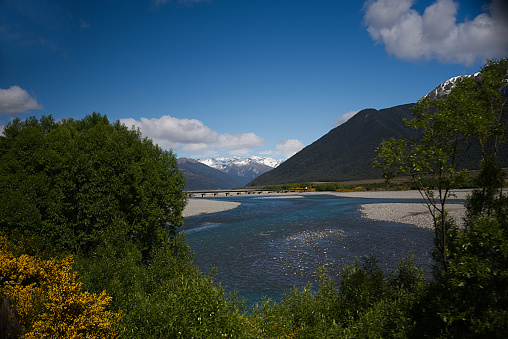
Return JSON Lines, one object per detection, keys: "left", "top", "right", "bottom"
{"left": 1, "top": 0, "right": 507, "bottom": 160}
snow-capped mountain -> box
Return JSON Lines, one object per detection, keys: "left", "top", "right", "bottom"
{"left": 178, "top": 156, "right": 284, "bottom": 190}
{"left": 200, "top": 156, "right": 283, "bottom": 171}
{"left": 425, "top": 72, "right": 481, "bottom": 100}
{"left": 198, "top": 156, "right": 284, "bottom": 181}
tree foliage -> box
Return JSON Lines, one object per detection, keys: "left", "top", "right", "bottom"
{"left": 372, "top": 59, "right": 508, "bottom": 337}
{"left": 0, "top": 113, "right": 187, "bottom": 259}
{"left": 374, "top": 58, "right": 508, "bottom": 270}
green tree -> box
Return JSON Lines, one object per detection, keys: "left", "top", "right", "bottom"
{"left": 0, "top": 112, "right": 187, "bottom": 259}
{"left": 374, "top": 58, "right": 508, "bottom": 271}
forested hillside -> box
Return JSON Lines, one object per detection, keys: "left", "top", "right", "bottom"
{"left": 249, "top": 104, "right": 420, "bottom": 186}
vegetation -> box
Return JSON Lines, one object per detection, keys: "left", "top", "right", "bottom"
{"left": 0, "top": 235, "right": 121, "bottom": 338}
{"left": 373, "top": 58, "right": 508, "bottom": 336}
{"left": 0, "top": 113, "right": 187, "bottom": 260}
{"left": 260, "top": 181, "right": 411, "bottom": 192}
{"left": 1, "top": 59, "right": 507, "bottom": 338}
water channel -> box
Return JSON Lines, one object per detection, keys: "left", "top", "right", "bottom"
{"left": 181, "top": 194, "right": 435, "bottom": 306}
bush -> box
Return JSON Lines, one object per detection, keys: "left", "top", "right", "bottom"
{"left": 0, "top": 235, "right": 121, "bottom": 338}
{"left": 76, "top": 234, "right": 253, "bottom": 338}
{"left": 250, "top": 255, "right": 426, "bottom": 338}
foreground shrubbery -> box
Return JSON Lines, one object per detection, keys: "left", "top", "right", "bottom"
{"left": 75, "top": 234, "right": 251, "bottom": 338}
{"left": 0, "top": 235, "right": 121, "bottom": 338}
{"left": 250, "top": 255, "right": 426, "bottom": 338}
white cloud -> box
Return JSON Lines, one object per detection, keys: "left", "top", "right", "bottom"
{"left": 334, "top": 110, "right": 359, "bottom": 126}
{"left": 276, "top": 139, "right": 305, "bottom": 158}
{"left": 119, "top": 115, "right": 264, "bottom": 152}
{"left": 0, "top": 86, "right": 43, "bottom": 115}
{"left": 229, "top": 148, "right": 250, "bottom": 157}
{"left": 363, "top": 0, "right": 508, "bottom": 66}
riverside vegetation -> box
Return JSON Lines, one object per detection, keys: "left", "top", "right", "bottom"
{"left": 0, "top": 59, "right": 507, "bottom": 338}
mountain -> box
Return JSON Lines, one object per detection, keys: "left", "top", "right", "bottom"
{"left": 249, "top": 72, "right": 508, "bottom": 187}
{"left": 177, "top": 158, "right": 247, "bottom": 190}
{"left": 199, "top": 156, "right": 284, "bottom": 182}
{"left": 178, "top": 156, "right": 283, "bottom": 190}
{"left": 247, "top": 103, "right": 420, "bottom": 186}
{"left": 425, "top": 72, "right": 481, "bottom": 100}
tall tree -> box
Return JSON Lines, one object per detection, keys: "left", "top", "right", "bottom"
{"left": 0, "top": 112, "right": 187, "bottom": 259}
{"left": 374, "top": 59, "right": 508, "bottom": 271}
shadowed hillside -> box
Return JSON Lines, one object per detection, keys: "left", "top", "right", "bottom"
{"left": 249, "top": 99, "right": 508, "bottom": 187}
{"left": 248, "top": 103, "right": 419, "bottom": 186}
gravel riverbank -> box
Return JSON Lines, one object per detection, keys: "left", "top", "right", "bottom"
{"left": 183, "top": 189, "right": 472, "bottom": 228}
{"left": 182, "top": 199, "right": 241, "bottom": 217}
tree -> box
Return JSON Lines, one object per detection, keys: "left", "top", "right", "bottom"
{"left": 375, "top": 59, "right": 508, "bottom": 337}
{"left": 0, "top": 113, "right": 187, "bottom": 259}
{"left": 374, "top": 58, "right": 508, "bottom": 271}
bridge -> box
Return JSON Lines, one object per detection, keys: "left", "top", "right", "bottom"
{"left": 186, "top": 188, "right": 311, "bottom": 198}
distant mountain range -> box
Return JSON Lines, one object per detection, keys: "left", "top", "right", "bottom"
{"left": 200, "top": 156, "right": 284, "bottom": 181}
{"left": 179, "top": 72, "right": 508, "bottom": 189}
{"left": 177, "top": 156, "right": 283, "bottom": 190}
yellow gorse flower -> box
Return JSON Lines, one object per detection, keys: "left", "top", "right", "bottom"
{"left": 0, "top": 236, "right": 121, "bottom": 338}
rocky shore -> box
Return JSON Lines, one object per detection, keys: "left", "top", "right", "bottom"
{"left": 182, "top": 189, "right": 472, "bottom": 228}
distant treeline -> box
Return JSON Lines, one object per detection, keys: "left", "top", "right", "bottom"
{"left": 259, "top": 173, "right": 497, "bottom": 192}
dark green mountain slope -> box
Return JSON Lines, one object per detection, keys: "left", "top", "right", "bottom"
{"left": 248, "top": 104, "right": 421, "bottom": 186}
{"left": 249, "top": 100, "right": 508, "bottom": 187}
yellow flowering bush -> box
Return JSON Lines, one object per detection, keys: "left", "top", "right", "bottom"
{"left": 0, "top": 236, "right": 121, "bottom": 338}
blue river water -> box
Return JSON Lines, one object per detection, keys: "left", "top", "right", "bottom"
{"left": 181, "top": 194, "right": 435, "bottom": 306}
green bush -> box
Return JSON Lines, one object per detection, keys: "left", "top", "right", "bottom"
{"left": 0, "top": 113, "right": 186, "bottom": 259}
{"left": 76, "top": 233, "right": 253, "bottom": 338}
{"left": 250, "top": 255, "right": 426, "bottom": 338}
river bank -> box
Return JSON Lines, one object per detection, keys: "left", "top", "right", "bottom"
{"left": 183, "top": 189, "right": 472, "bottom": 228}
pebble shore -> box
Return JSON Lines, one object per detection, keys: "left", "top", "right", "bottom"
{"left": 182, "top": 199, "right": 241, "bottom": 217}
{"left": 182, "top": 189, "right": 472, "bottom": 228}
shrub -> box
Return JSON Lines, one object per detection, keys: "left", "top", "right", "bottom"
{"left": 0, "top": 235, "right": 121, "bottom": 338}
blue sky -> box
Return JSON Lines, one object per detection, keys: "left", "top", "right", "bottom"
{"left": 1, "top": 0, "right": 507, "bottom": 160}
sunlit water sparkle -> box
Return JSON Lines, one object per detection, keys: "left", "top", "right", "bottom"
{"left": 181, "top": 195, "right": 434, "bottom": 306}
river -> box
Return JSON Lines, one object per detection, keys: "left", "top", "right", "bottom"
{"left": 181, "top": 194, "right": 434, "bottom": 306}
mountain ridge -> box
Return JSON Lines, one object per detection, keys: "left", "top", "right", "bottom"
{"left": 178, "top": 156, "right": 283, "bottom": 190}
{"left": 248, "top": 71, "right": 508, "bottom": 186}
{"left": 248, "top": 103, "right": 420, "bottom": 186}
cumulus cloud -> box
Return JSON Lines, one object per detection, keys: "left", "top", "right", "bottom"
{"left": 276, "top": 139, "right": 305, "bottom": 158}
{"left": 363, "top": 0, "right": 508, "bottom": 66}
{"left": 0, "top": 86, "right": 43, "bottom": 115}
{"left": 229, "top": 148, "right": 250, "bottom": 157}
{"left": 334, "top": 110, "right": 359, "bottom": 126}
{"left": 259, "top": 149, "right": 275, "bottom": 155}
{"left": 119, "top": 115, "right": 264, "bottom": 152}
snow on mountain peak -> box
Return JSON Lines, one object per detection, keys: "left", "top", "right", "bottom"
{"left": 198, "top": 156, "right": 284, "bottom": 170}
{"left": 425, "top": 72, "right": 481, "bottom": 100}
